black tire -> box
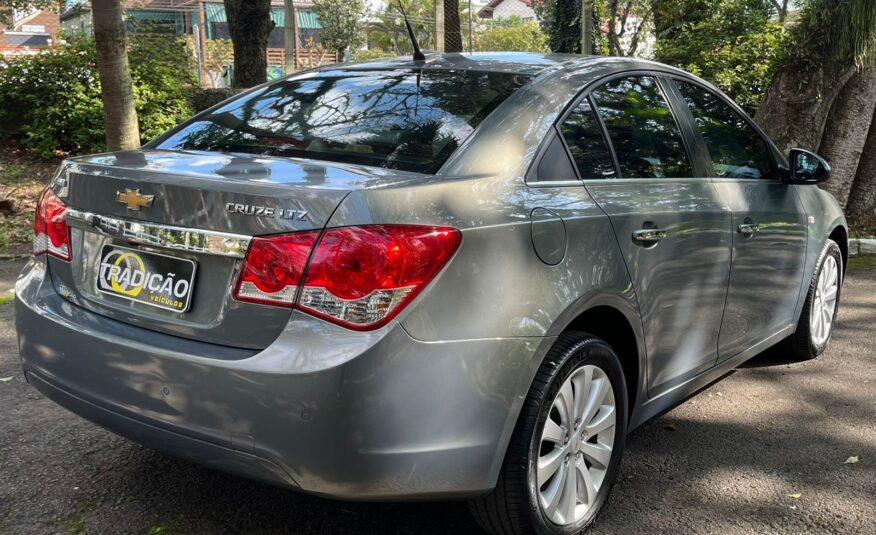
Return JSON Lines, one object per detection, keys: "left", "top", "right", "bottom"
{"left": 469, "top": 331, "right": 628, "bottom": 535}
{"left": 786, "top": 239, "right": 843, "bottom": 360}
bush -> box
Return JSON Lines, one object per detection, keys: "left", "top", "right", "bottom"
{"left": 0, "top": 33, "right": 197, "bottom": 157}
{"left": 351, "top": 48, "right": 394, "bottom": 62}
{"left": 477, "top": 17, "right": 549, "bottom": 53}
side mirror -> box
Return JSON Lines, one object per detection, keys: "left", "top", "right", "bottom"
{"left": 787, "top": 148, "right": 831, "bottom": 184}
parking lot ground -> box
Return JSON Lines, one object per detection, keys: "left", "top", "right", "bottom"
{"left": 1, "top": 259, "right": 874, "bottom": 535}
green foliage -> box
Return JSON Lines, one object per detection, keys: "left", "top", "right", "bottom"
{"left": 477, "top": 17, "right": 549, "bottom": 53}
{"left": 352, "top": 48, "right": 394, "bottom": 62}
{"left": 312, "top": 0, "right": 366, "bottom": 56}
{"left": 369, "top": 0, "right": 436, "bottom": 54}
{"left": 654, "top": 0, "right": 787, "bottom": 114}
{"left": 794, "top": 0, "right": 876, "bottom": 67}
{"left": 0, "top": 33, "right": 196, "bottom": 157}
{"left": 128, "top": 32, "right": 198, "bottom": 142}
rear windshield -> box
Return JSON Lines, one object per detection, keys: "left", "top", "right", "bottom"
{"left": 155, "top": 69, "right": 530, "bottom": 174}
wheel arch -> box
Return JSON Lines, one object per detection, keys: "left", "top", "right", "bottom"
{"left": 829, "top": 224, "right": 848, "bottom": 276}
{"left": 562, "top": 305, "right": 643, "bottom": 423}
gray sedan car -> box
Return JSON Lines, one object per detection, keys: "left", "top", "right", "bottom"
{"left": 16, "top": 53, "right": 846, "bottom": 534}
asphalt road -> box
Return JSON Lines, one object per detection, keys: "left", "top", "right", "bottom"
{"left": 1, "top": 259, "right": 874, "bottom": 535}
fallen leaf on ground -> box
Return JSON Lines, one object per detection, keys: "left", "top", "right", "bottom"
{"left": 844, "top": 456, "right": 859, "bottom": 464}
{"left": 787, "top": 492, "right": 802, "bottom": 499}
{"left": 0, "top": 376, "right": 13, "bottom": 383}
{"left": 664, "top": 422, "right": 677, "bottom": 431}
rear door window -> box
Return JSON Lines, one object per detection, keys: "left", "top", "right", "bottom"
{"left": 559, "top": 99, "right": 617, "bottom": 179}
{"left": 675, "top": 80, "right": 775, "bottom": 180}
{"left": 591, "top": 76, "right": 693, "bottom": 179}
{"left": 155, "top": 69, "right": 530, "bottom": 174}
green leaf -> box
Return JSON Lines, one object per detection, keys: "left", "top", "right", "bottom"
{"left": 844, "top": 456, "right": 859, "bottom": 464}
{"left": 0, "top": 376, "right": 13, "bottom": 383}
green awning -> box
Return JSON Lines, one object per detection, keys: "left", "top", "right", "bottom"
{"left": 297, "top": 9, "right": 321, "bottom": 29}
{"left": 204, "top": 3, "right": 226, "bottom": 23}
{"left": 203, "top": 4, "right": 321, "bottom": 29}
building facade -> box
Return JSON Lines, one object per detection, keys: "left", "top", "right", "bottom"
{"left": 0, "top": 8, "right": 61, "bottom": 56}
{"left": 477, "top": 0, "right": 536, "bottom": 23}
{"left": 60, "top": 0, "right": 332, "bottom": 85}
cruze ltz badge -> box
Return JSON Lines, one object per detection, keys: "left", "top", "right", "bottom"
{"left": 96, "top": 246, "right": 196, "bottom": 312}
{"left": 225, "top": 202, "right": 308, "bottom": 221}
{"left": 116, "top": 189, "right": 155, "bottom": 211}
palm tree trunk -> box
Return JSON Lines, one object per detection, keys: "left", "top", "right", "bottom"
{"left": 225, "top": 0, "right": 275, "bottom": 88}
{"left": 92, "top": 0, "right": 139, "bottom": 151}
{"left": 444, "top": 0, "right": 462, "bottom": 53}
{"left": 846, "top": 114, "right": 876, "bottom": 226}
{"left": 755, "top": 51, "right": 855, "bottom": 154}
{"left": 818, "top": 70, "right": 876, "bottom": 208}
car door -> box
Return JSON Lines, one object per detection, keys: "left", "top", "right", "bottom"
{"left": 669, "top": 79, "right": 808, "bottom": 361}
{"left": 560, "top": 75, "right": 733, "bottom": 396}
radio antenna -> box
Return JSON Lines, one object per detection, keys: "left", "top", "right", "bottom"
{"left": 398, "top": 3, "right": 425, "bottom": 61}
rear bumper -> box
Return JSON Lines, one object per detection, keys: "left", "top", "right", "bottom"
{"left": 15, "top": 259, "right": 550, "bottom": 500}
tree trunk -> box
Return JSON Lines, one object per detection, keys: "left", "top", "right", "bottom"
{"left": 818, "top": 70, "right": 876, "bottom": 208}
{"left": 581, "top": 0, "right": 592, "bottom": 55}
{"left": 755, "top": 50, "right": 855, "bottom": 155}
{"left": 444, "top": 0, "right": 462, "bottom": 53}
{"left": 225, "top": 0, "right": 274, "bottom": 88}
{"left": 435, "top": 0, "right": 445, "bottom": 52}
{"left": 284, "top": 0, "right": 296, "bottom": 74}
{"left": 92, "top": 0, "right": 139, "bottom": 151}
{"left": 846, "top": 112, "right": 876, "bottom": 226}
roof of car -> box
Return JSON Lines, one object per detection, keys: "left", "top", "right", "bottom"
{"left": 340, "top": 52, "right": 600, "bottom": 76}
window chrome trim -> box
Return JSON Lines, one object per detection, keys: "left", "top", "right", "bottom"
{"left": 66, "top": 209, "right": 251, "bottom": 258}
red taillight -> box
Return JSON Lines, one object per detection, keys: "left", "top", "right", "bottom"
{"left": 232, "top": 225, "right": 462, "bottom": 330}
{"left": 233, "top": 232, "right": 320, "bottom": 307}
{"left": 33, "top": 188, "right": 71, "bottom": 261}
{"left": 299, "top": 225, "right": 462, "bottom": 330}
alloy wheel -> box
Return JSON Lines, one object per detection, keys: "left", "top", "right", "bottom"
{"left": 810, "top": 255, "right": 839, "bottom": 347}
{"left": 536, "top": 364, "right": 616, "bottom": 526}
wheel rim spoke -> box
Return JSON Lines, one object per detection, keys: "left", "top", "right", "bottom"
{"left": 558, "top": 380, "right": 575, "bottom": 430}
{"left": 541, "top": 456, "right": 567, "bottom": 517}
{"left": 559, "top": 461, "right": 578, "bottom": 522}
{"left": 581, "top": 442, "right": 612, "bottom": 468}
{"left": 571, "top": 366, "right": 593, "bottom": 422}
{"left": 538, "top": 447, "right": 565, "bottom": 483}
{"left": 823, "top": 286, "right": 837, "bottom": 303}
{"left": 542, "top": 418, "right": 565, "bottom": 445}
{"left": 580, "top": 377, "right": 608, "bottom": 427}
{"left": 585, "top": 405, "right": 616, "bottom": 436}
{"left": 575, "top": 457, "right": 597, "bottom": 505}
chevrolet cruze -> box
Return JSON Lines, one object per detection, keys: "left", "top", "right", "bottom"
{"left": 15, "top": 53, "right": 846, "bottom": 534}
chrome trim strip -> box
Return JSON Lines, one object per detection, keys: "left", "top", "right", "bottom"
{"left": 66, "top": 209, "right": 251, "bottom": 258}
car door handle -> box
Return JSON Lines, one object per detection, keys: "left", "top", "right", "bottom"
{"left": 632, "top": 229, "right": 668, "bottom": 242}
{"left": 737, "top": 223, "right": 760, "bottom": 235}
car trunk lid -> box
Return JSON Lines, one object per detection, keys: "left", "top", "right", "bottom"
{"left": 50, "top": 149, "right": 423, "bottom": 349}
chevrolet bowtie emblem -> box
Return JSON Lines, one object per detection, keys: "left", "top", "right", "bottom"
{"left": 116, "top": 189, "right": 155, "bottom": 211}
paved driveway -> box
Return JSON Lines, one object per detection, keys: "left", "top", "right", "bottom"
{"left": 1, "top": 260, "right": 874, "bottom": 535}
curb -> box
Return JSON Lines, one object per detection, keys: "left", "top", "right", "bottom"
{"left": 849, "top": 238, "right": 876, "bottom": 257}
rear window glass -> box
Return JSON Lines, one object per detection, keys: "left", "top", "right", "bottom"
{"left": 155, "top": 69, "right": 530, "bottom": 174}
